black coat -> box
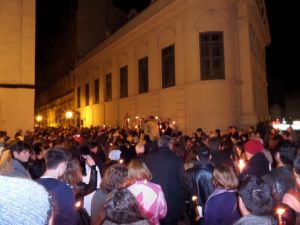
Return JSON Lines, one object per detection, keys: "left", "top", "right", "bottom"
{"left": 240, "top": 152, "right": 269, "bottom": 179}
{"left": 145, "top": 147, "right": 185, "bottom": 225}
{"left": 184, "top": 160, "right": 214, "bottom": 207}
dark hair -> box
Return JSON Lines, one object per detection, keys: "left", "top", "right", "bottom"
{"left": 208, "top": 137, "right": 221, "bottom": 153}
{"left": 158, "top": 135, "right": 171, "bottom": 148}
{"left": 294, "top": 155, "right": 300, "bottom": 175}
{"left": 45, "top": 147, "right": 69, "bottom": 170}
{"left": 101, "top": 164, "right": 128, "bottom": 193}
{"left": 276, "top": 140, "right": 297, "bottom": 168}
{"left": 239, "top": 175, "right": 274, "bottom": 215}
{"left": 104, "top": 188, "right": 146, "bottom": 223}
{"left": 89, "top": 141, "right": 99, "bottom": 149}
{"left": 212, "top": 164, "right": 238, "bottom": 189}
{"left": 198, "top": 144, "right": 210, "bottom": 160}
{"left": 9, "top": 141, "right": 31, "bottom": 153}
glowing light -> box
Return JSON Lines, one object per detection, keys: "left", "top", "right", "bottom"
{"left": 110, "top": 143, "right": 113, "bottom": 146}
{"left": 75, "top": 201, "right": 81, "bottom": 208}
{"left": 292, "top": 121, "right": 300, "bottom": 130}
{"left": 119, "top": 159, "right": 124, "bottom": 164}
{"left": 136, "top": 116, "right": 139, "bottom": 119}
{"left": 135, "top": 125, "right": 138, "bottom": 129}
{"left": 173, "top": 121, "right": 176, "bottom": 125}
{"left": 162, "top": 129, "right": 165, "bottom": 133}
{"left": 155, "top": 116, "right": 158, "bottom": 120}
{"left": 192, "top": 196, "right": 198, "bottom": 202}
{"left": 159, "top": 125, "right": 162, "bottom": 129}
{"left": 36, "top": 115, "right": 42, "bottom": 122}
{"left": 103, "top": 124, "right": 106, "bottom": 128}
{"left": 238, "top": 159, "right": 246, "bottom": 172}
{"left": 127, "top": 118, "right": 130, "bottom": 122}
{"left": 277, "top": 207, "right": 285, "bottom": 225}
{"left": 66, "top": 111, "right": 73, "bottom": 119}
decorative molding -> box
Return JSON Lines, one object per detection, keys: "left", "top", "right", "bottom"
{"left": 0, "top": 84, "right": 35, "bottom": 89}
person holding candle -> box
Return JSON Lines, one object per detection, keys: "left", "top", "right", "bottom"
{"left": 204, "top": 164, "right": 240, "bottom": 225}
{"left": 234, "top": 175, "right": 276, "bottom": 225}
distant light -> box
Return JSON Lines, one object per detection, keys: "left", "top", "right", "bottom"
{"left": 66, "top": 111, "right": 73, "bottom": 119}
{"left": 192, "top": 196, "right": 198, "bottom": 202}
{"left": 36, "top": 115, "right": 42, "bottom": 122}
{"left": 292, "top": 121, "right": 300, "bottom": 130}
{"left": 173, "top": 121, "right": 176, "bottom": 125}
{"left": 75, "top": 201, "right": 81, "bottom": 208}
{"left": 119, "top": 159, "right": 124, "bottom": 164}
{"left": 155, "top": 116, "right": 158, "bottom": 120}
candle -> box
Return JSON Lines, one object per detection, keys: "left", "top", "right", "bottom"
{"left": 75, "top": 201, "right": 81, "bottom": 208}
{"left": 155, "top": 116, "right": 158, "bottom": 120}
{"left": 173, "top": 121, "right": 176, "bottom": 125}
{"left": 238, "top": 159, "right": 246, "bottom": 172}
{"left": 192, "top": 195, "right": 203, "bottom": 220}
{"left": 119, "top": 159, "right": 124, "bottom": 164}
{"left": 277, "top": 207, "right": 285, "bottom": 225}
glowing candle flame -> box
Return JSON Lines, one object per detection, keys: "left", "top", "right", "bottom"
{"left": 192, "top": 196, "right": 198, "bottom": 202}
{"left": 238, "top": 159, "right": 246, "bottom": 172}
{"left": 119, "top": 159, "right": 124, "bottom": 164}
{"left": 277, "top": 207, "right": 285, "bottom": 225}
{"left": 75, "top": 201, "right": 81, "bottom": 208}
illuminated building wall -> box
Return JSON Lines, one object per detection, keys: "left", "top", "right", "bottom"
{"left": 0, "top": 0, "right": 35, "bottom": 136}
{"left": 74, "top": 0, "right": 270, "bottom": 134}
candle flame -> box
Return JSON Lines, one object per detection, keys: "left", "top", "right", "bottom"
{"left": 119, "top": 159, "right": 124, "bottom": 164}
{"left": 277, "top": 208, "right": 285, "bottom": 216}
{"left": 192, "top": 196, "right": 198, "bottom": 202}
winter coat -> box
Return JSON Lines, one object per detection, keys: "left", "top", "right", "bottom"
{"left": 204, "top": 188, "right": 241, "bottom": 225}
{"left": 144, "top": 147, "right": 184, "bottom": 225}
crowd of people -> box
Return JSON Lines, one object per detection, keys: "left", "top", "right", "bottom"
{"left": 1, "top": 121, "right": 300, "bottom": 225}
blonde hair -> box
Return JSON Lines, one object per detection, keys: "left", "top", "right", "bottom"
{"left": 0, "top": 150, "right": 13, "bottom": 175}
{"left": 212, "top": 165, "right": 239, "bottom": 190}
{"left": 128, "top": 159, "right": 152, "bottom": 181}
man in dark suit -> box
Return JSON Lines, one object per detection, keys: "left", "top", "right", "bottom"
{"left": 145, "top": 135, "right": 184, "bottom": 225}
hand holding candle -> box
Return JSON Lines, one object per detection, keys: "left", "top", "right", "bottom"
{"left": 277, "top": 207, "right": 285, "bottom": 225}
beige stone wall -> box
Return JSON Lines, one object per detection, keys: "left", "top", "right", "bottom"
{"left": 0, "top": 0, "right": 35, "bottom": 136}
{"left": 72, "top": 0, "right": 270, "bottom": 134}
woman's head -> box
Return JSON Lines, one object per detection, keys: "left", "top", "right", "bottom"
{"left": 60, "top": 158, "right": 82, "bottom": 186}
{"left": 104, "top": 188, "right": 145, "bottom": 224}
{"left": 128, "top": 159, "right": 152, "bottom": 181}
{"left": 212, "top": 164, "right": 239, "bottom": 190}
{"left": 101, "top": 163, "right": 128, "bottom": 193}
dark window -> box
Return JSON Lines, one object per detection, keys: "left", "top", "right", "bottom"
{"left": 77, "top": 87, "right": 80, "bottom": 108}
{"left": 138, "top": 57, "right": 148, "bottom": 93}
{"left": 200, "top": 32, "right": 225, "bottom": 80}
{"left": 105, "top": 73, "right": 112, "bottom": 101}
{"left": 162, "top": 44, "right": 175, "bottom": 88}
{"left": 85, "top": 83, "right": 89, "bottom": 106}
{"left": 120, "top": 66, "right": 128, "bottom": 98}
{"left": 94, "top": 78, "right": 99, "bottom": 104}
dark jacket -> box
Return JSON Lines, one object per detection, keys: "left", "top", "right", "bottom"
{"left": 263, "top": 166, "right": 295, "bottom": 203}
{"left": 240, "top": 152, "right": 269, "bottom": 179}
{"left": 145, "top": 147, "right": 184, "bottom": 225}
{"left": 234, "top": 215, "right": 277, "bottom": 225}
{"left": 184, "top": 159, "right": 214, "bottom": 208}
{"left": 72, "top": 165, "right": 97, "bottom": 203}
{"left": 204, "top": 189, "right": 241, "bottom": 225}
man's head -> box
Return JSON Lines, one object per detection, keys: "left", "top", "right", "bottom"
{"left": 208, "top": 137, "right": 221, "bottom": 153}
{"left": 244, "top": 139, "right": 263, "bottom": 160}
{"left": 135, "top": 143, "right": 145, "bottom": 155}
{"left": 275, "top": 140, "right": 297, "bottom": 168}
{"left": 158, "top": 135, "right": 172, "bottom": 149}
{"left": 9, "top": 141, "right": 31, "bottom": 163}
{"left": 45, "top": 147, "right": 69, "bottom": 177}
{"left": 238, "top": 175, "right": 274, "bottom": 216}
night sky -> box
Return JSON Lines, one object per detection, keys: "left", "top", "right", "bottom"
{"left": 265, "top": 0, "right": 300, "bottom": 106}
{"left": 36, "top": 0, "right": 299, "bottom": 107}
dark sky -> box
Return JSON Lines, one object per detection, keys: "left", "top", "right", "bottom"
{"left": 265, "top": 0, "right": 300, "bottom": 105}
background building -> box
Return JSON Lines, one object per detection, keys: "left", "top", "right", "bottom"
{"left": 0, "top": 0, "right": 36, "bottom": 136}
{"left": 74, "top": 0, "right": 270, "bottom": 134}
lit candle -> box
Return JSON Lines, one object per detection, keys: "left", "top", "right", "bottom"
{"left": 173, "top": 121, "right": 176, "bottom": 125}
{"left": 192, "top": 195, "right": 203, "bottom": 220}
{"left": 277, "top": 207, "right": 285, "bottom": 225}
{"left": 75, "top": 201, "right": 81, "bottom": 208}
{"left": 159, "top": 125, "right": 162, "bottom": 129}
{"left": 238, "top": 159, "right": 246, "bottom": 172}
{"left": 155, "top": 116, "right": 158, "bottom": 120}
{"left": 162, "top": 129, "right": 165, "bottom": 133}
{"left": 119, "top": 159, "right": 124, "bottom": 164}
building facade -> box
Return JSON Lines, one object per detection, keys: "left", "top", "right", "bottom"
{"left": 73, "top": 0, "right": 270, "bottom": 134}
{"left": 0, "top": 0, "right": 36, "bottom": 136}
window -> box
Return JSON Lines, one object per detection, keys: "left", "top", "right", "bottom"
{"left": 77, "top": 87, "right": 80, "bottom": 108}
{"left": 200, "top": 32, "right": 225, "bottom": 80}
{"left": 85, "top": 83, "right": 89, "bottom": 106}
{"left": 120, "top": 66, "right": 128, "bottom": 98}
{"left": 138, "top": 57, "right": 148, "bottom": 93}
{"left": 94, "top": 78, "right": 99, "bottom": 104}
{"left": 105, "top": 73, "right": 112, "bottom": 101}
{"left": 162, "top": 44, "right": 175, "bottom": 88}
